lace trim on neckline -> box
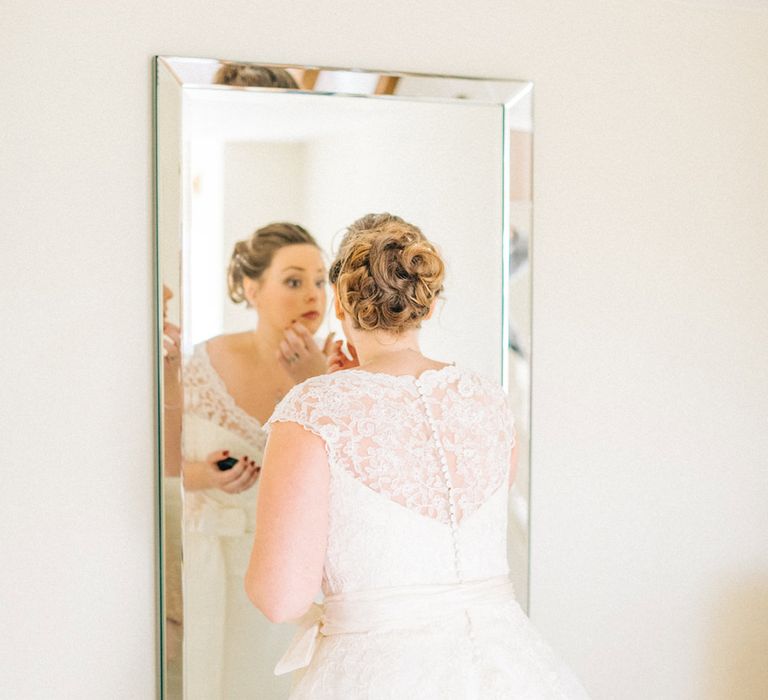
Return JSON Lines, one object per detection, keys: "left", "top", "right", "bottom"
{"left": 339, "top": 363, "right": 459, "bottom": 385}
{"left": 196, "top": 342, "right": 264, "bottom": 433}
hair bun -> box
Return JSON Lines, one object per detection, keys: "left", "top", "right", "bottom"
{"left": 330, "top": 213, "right": 445, "bottom": 333}
{"left": 213, "top": 64, "right": 298, "bottom": 89}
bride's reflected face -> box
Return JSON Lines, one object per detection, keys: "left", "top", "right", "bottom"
{"left": 245, "top": 244, "right": 328, "bottom": 333}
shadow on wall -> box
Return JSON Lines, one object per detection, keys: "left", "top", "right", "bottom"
{"left": 706, "top": 577, "right": 768, "bottom": 700}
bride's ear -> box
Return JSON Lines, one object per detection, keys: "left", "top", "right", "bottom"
{"left": 333, "top": 287, "right": 345, "bottom": 321}
{"left": 243, "top": 277, "right": 260, "bottom": 309}
{"left": 424, "top": 298, "right": 439, "bottom": 321}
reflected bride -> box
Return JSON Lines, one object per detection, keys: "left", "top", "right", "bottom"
{"left": 181, "top": 222, "right": 332, "bottom": 700}
{"left": 247, "top": 214, "right": 590, "bottom": 698}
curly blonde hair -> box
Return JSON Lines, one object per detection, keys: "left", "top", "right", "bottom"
{"left": 329, "top": 213, "right": 445, "bottom": 333}
{"left": 227, "top": 222, "right": 318, "bottom": 304}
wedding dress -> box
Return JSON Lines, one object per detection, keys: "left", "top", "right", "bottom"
{"left": 181, "top": 343, "right": 295, "bottom": 699}
{"left": 266, "top": 365, "right": 590, "bottom": 699}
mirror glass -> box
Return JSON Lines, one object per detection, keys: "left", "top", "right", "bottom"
{"left": 155, "top": 57, "right": 532, "bottom": 699}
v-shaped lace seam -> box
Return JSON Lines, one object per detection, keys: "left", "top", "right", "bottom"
{"left": 194, "top": 343, "right": 264, "bottom": 436}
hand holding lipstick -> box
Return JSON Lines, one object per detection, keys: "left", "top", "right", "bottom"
{"left": 277, "top": 321, "right": 335, "bottom": 383}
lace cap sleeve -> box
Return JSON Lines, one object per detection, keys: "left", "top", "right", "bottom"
{"left": 486, "top": 383, "right": 516, "bottom": 450}
{"left": 264, "top": 377, "right": 329, "bottom": 441}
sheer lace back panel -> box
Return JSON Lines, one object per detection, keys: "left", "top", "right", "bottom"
{"left": 267, "top": 366, "right": 516, "bottom": 593}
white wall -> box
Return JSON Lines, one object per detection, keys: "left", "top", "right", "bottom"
{"left": 2, "top": 1, "right": 767, "bottom": 698}
{"left": 300, "top": 98, "right": 504, "bottom": 376}
{"left": 220, "top": 141, "right": 308, "bottom": 335}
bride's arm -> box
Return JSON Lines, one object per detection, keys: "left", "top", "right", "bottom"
{"left": 245, "top": 422, "right": 329, "bottom": 623}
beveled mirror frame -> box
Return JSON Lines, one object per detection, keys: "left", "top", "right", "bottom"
{"left": 153, "top": 55, "right": 533, "bottom": 698}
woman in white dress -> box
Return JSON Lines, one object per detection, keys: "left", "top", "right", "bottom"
{"left": 246, "top": 213, "right": 591, "bottom": 699}
{"left": 182, "top": 222, "right": 335, "bottom": 699}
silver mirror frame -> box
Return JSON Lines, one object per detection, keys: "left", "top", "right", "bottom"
{"left": 153, "top": 55, "right": 533, "bottom": 698}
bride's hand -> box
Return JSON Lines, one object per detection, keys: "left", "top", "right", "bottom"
{"left": 162, "top": 320, "right": 181, "bottom": 366}
{"left": 327, "top": 339, "right": 359, "bottom": 373}
{"left": 278, "top": 322, "right": 335, "bottom": 382}
{"left": 183, "top": 450, "right": 260, "bottom": 493}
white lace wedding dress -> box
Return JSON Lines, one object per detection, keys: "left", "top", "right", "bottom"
{"left": 182, "top": 343, "right": 295, "bottom": 699}
{"left": 266, "top": 365, "right": 591, "bottom": 699}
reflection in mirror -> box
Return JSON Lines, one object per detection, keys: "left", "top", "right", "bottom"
{"left": 155, "top": 57, "right": 532, "bottom": 699}
{"left": 506, "top": 115, "right": 533, "bottom": 610}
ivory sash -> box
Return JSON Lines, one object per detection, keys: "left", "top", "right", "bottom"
{"left": 274, "top": 575, "right": 515, "bottom": 675}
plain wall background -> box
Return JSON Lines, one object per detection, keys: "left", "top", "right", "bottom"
{"left": 2, "top": 1, "right": 767, "bottom": 698}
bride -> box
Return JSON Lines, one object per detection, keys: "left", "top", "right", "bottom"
{"left": 182, "top": 222, "right": 334, "bottom": 699}
{"left": 246, "top": 213, "right": 590, "bottom": 698}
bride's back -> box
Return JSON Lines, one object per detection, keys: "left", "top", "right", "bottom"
{"left": 266, "top": 365, "right": 515, "bottom": 595}
{"left": 256, "top": 214, "right": 590, "bottom": 699}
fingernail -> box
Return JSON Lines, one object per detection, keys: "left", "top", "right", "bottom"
{"left": 223, "top": 450, "right": 229, "bottom": 456}
{"left": 243, "top": 456, "right": 248, "bottom": 460}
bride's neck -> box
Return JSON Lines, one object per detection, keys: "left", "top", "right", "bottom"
{"left": 352, "top": 330, "right": 422, "bottom": 367}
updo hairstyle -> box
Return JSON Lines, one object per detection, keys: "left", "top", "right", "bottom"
{"left": 227, "top": 223, "right": 318, "bottom": 305}
{"left": 329, "top": 213, "right": 445, "bottom": 334}
{"left": 213, "top": 63, "right": 299, "bottom": 89}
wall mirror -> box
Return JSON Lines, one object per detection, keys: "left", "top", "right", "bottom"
{"left": 154, "top": 56, "right": 533, "bottom": 699}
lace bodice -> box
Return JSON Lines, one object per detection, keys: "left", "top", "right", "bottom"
{"left": 265, "top": 368, "right": 592, "bottom": 700}
{"left": 266, "top": 366, "right": 516, "bottom": 594}
{"left": 183, "top": 342, "right": 265, "bottom": 450}
{"left": 181, "top": 343, "right": 295, "bottom": 699}
{"left": 182, "top": 342, "right": 266, "bottom": 532}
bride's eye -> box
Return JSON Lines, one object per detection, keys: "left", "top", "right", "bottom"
{"left": 315, "top": 279, "right": 326, "bottom": 288}
{"left": 285, "top": 278, "right": 301, "bottom": 289}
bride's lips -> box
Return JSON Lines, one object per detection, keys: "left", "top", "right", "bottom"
{"left": 301, "top": 311, "right": 320, "bottom": 320}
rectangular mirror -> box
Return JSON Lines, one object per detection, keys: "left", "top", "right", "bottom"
{"left": 155, "top": 56, "right": 532, "bottom": 699}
